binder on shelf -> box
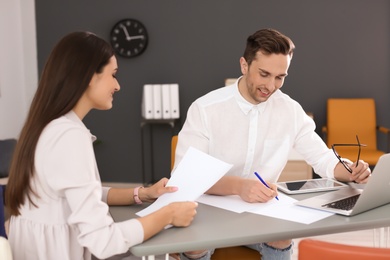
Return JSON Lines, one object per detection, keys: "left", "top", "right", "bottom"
{"left": 170, "top": 83, "right": 180, "bottom": 119}
{"left": 141, "top": 83, "right": 180, "bottom": 120}
{"left": 141, "top": 84, "right": 154, "bottom": 119}
{"left": 152, "top": 84, "right": 162, "bottom": 119}
{"left": 161, "top": 84, "right": 171, "bottom": 119}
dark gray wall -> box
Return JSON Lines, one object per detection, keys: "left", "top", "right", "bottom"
{"left": 35, "top": 0, "right": 390, "bottom": 183}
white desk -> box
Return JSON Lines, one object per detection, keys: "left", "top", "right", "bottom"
{"left": 110, "top": 192, "right": 390, "bottom": 258}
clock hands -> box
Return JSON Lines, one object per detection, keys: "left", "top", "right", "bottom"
{"left": 119, "top": 24, "right": 145, "bottom": 41}
{"left": 128, "top": 35, "right": 145, "bottom": 41}
{"left": 119, "top": 24, "right": 131, "bottom": 40}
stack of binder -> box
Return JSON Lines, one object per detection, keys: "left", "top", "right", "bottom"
{"left": 141, "top": 84, "right": 180, "bottom": 120}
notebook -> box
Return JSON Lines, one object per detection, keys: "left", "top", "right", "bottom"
{"left": 296, "top": 153, "right": 390, "bottom": 216}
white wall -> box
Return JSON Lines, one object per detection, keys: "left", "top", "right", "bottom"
{"left": 0, "top": 0, "right": 38, "bottom": 139}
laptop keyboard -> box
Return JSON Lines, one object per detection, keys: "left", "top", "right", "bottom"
{"left": 322, "top": 194, "right": 360, "bottom": 211}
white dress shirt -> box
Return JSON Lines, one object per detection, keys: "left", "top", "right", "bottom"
{"left": 174, "top": 79, "right": 339, "bottom": 183}
{"left": 9, "top": 111, "right": 143, "bottom": 260}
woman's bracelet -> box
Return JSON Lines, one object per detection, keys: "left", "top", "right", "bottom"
{"left": 133, "top": 186, "right": 144, "bottom": 204}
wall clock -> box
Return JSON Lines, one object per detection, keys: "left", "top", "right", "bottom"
{"left": 110, "top": 18, "right": 148, "bottom": 58}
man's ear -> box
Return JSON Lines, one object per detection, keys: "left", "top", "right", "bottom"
{"left": 239, "top": 57, "right": 248, "bottom": 75}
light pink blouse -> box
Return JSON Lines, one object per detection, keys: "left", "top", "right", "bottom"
{"left": 9, "top": 111, "right": 143, "bottom": 260}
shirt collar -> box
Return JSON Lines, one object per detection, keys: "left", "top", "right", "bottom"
{"left": 65, "top": 110, "right": 84, "bottom": 126}
{"left": 234, "top": 76, "right": 267, "bottom": 115}
{"left": 65, "top": 110, "right": 97, "bottom": 141}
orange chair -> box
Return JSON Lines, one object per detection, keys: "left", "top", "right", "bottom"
{"left": 322, "top": 98, "right": 390, "bottom": 167}
{"left": 170, "top": 135, "right": 260, "bottom": 259}
{"left": 171, "top": 135, "right": 178, "bottom": 171}
{"left": 298, "top": 239, "right": 390, "bottom": 260}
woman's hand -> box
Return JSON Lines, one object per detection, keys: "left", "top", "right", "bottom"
{"left": 139, "top": 201, "right": 198, "bottom": 241}
{"left": 139, "top": 177, "right": 178, "bottom": 203}
{"left": 166, "top": 201, "right": 198, "bottom": 227}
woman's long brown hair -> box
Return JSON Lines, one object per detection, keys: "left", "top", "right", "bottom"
{"left": 6, "top": 32, "right": 114, "bottom": 215}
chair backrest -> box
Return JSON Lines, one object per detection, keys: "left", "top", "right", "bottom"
{"left": 0, "top": 185, "right": 12, "bottom": 259}
{"left": 0, "top": 185, "right": 6, "bottom": 238}
{"left": 0, "top": 236, "right": 13, "bottom": 260}
{"left": 326, "top": 98, "right": 377, "bottom": 149}
{"left": 298, "top": 239, "right": 390, "bottom": 260}
{"left": 0, "top": 139, "right": 17, "bottom": 178}
{"left": 171, "top": 135, "right": 178, "bottom": 170}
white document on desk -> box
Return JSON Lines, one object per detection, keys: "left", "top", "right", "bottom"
{"left": 136, "top": 147, "right": 233, "bottom": 217}
{"left": 197, "top": 193, "right": 333, "bottom": 224}
{"left": 197, "top": 194, "right": 256, "bottom": 213}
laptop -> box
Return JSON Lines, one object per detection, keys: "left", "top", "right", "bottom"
{"left": 296, "top": 153, "right": 390, "bottom": 216}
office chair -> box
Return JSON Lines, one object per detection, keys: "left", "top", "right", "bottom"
{"left": 171, "top": 135, "right": 178, "bottom": 171}
{"left": 322, "top": 98, "right": 390, "bottom": 167}
{"left": 171, "top": 136, "right": 260, "bottom": 260}
{"left": 298, "top": 239, "right": 390, "bottom": 260}
{"left": 1, "top": 185, "right": 7, "bottom": 238}
{"left": 0, "top": 237, "right": 12, "bottom": 260}
{"left": 0, "top": 185, "right": 13, "bottom": 260}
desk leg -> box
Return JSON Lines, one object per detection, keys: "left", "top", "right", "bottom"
{"left": 373, "top": 227, "right": 390, "bottom": 247}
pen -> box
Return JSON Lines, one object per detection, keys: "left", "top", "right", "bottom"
{"left": 254, "top": 172, "right": 279, "bottom": 201}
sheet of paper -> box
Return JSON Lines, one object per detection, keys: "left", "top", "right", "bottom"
{"left": 197, "top": 193, "right": 333, "bottom": 224}
{"left": 136, "top": 147, "right": 233, "bottom": 217}
{"left": 246, "top": 193, "right": 334, "bottom": 224}
{"left": 196, "top": 194, "right": 256, "bottom": 213}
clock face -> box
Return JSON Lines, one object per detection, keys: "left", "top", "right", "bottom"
{"left": 110, "top": 19, "right": 148, "bottom": 58}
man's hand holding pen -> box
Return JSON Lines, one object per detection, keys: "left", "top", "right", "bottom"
{"left": 237, "top": 174, "right": 279, "bottom": 203}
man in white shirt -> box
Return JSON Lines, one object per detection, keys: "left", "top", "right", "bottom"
{"left": 174, "top": 28, "right": 372, "bottom": 260}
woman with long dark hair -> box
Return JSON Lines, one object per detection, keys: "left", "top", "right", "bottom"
{"left": 5, "top": 31, "right": 197, "bottom": 260}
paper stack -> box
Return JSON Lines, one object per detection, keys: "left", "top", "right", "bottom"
{"left": 141, "top": 84, "right": 180, "bottom": 120}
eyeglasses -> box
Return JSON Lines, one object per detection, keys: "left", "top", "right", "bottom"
{"left": 331, "top": 135, "right": 367, "bottom": 173}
